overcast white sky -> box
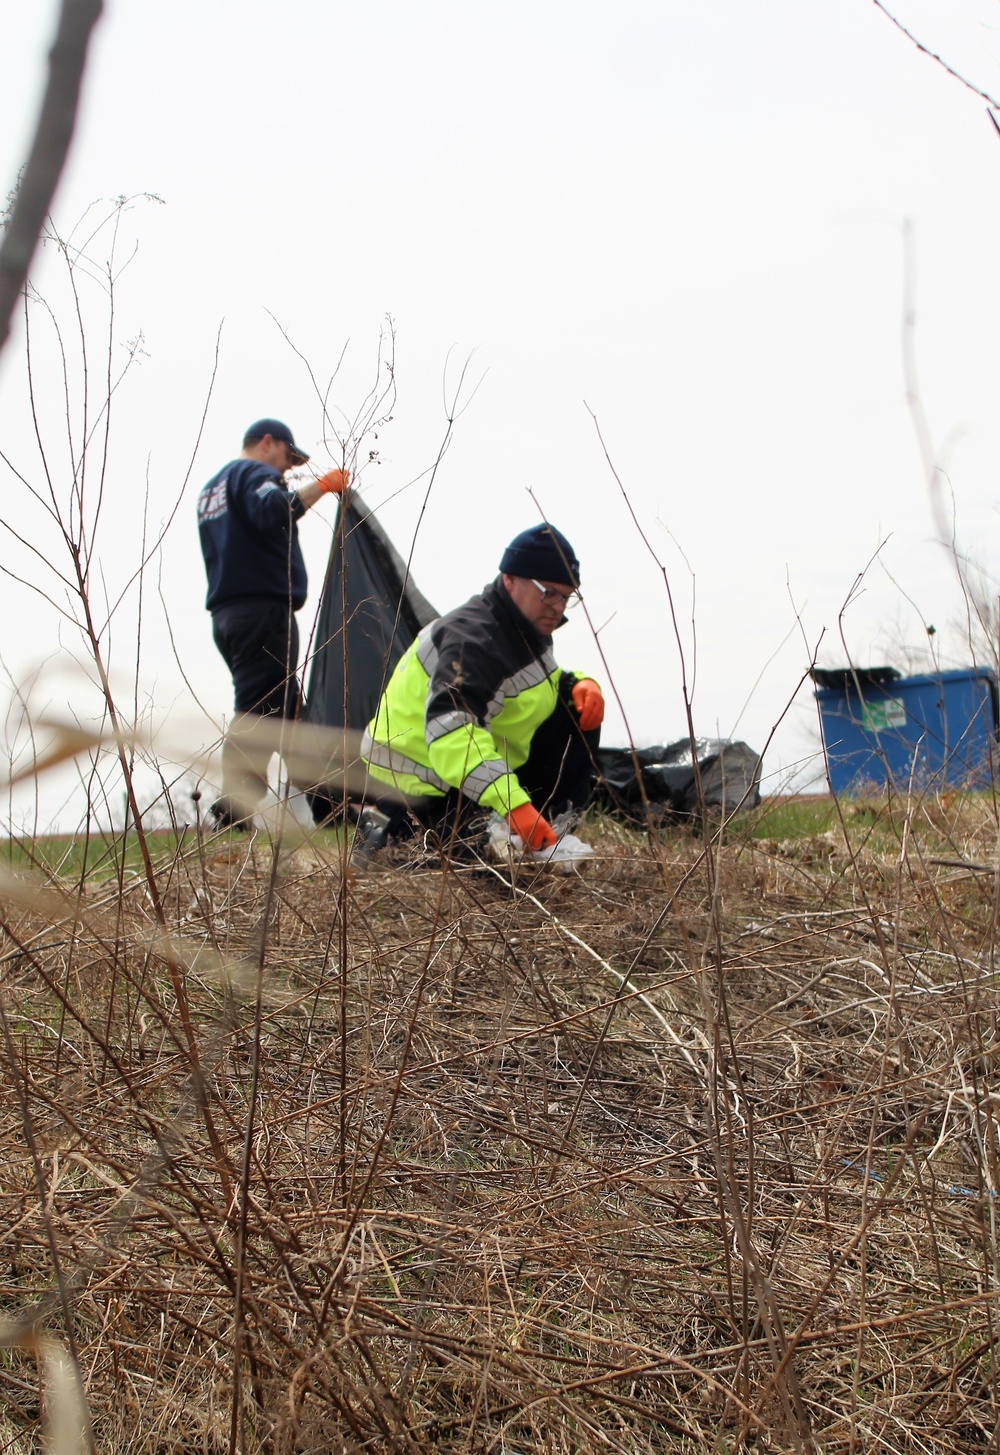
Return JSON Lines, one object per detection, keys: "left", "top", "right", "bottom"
{"left": 3, "top": 0, "right": 1000, "bottom": 829}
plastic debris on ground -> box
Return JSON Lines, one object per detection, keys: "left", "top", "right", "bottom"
{"left": 486, "top": 814, "right": 595, "bottom": 873}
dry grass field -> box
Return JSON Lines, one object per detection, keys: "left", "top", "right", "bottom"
{"left": 1, "top": 792, "right": 1000, "bottom": 1454}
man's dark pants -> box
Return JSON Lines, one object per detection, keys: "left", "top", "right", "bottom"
{"left": 211, "top": 597, "right": 301, "bottom": 820}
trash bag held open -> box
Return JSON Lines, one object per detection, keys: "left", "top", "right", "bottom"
{"left": 306, "top": 495, "right": 437, "bottom": 734}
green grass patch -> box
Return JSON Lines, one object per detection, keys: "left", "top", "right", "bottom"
{"left": 749, "top": 796, "right": 839, "bottom": 841}
{"left": 0, "top": 822, "right": 346, "bottom": 884}
{"left": 748, "top": 789, "right": 1000, "bottom": 858}
{"left": 0, "top": 828, "right": 185, "bottom": 882}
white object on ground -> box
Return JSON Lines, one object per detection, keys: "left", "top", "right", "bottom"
{"left": 486, "top": 815, "right": 594, "bottom": 873}
{"left": 526, "top": 832, "right": 595, "bottom": 869}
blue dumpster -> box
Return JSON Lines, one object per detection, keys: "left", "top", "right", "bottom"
{"left": 812, "top": 666, "right": 999, "bottom": 796}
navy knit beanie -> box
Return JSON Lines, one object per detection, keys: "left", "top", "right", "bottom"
{"left": 499, "top": 523, "right": 580, "bottom": 588}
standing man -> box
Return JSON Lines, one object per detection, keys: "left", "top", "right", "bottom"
{"left": 197, "top": 418, "right": 348, "bottom": 829}
{"left": 360, "top": 522, "right": 604, "bottom": 859}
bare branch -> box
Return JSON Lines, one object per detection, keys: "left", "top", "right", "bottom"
{"left": 0, "top": 0, "right": 104, "bottom": 357}
{"left": 872, "top": 0, "right": 1000, "bottom": 111}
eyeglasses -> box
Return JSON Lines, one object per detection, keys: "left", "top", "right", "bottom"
{"left": 530, "top": 578, "right": 580, "bottom": 609}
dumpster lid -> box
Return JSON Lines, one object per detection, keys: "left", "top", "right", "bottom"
{"left": 810, "top": 665, "right": 901, "bottom": 691}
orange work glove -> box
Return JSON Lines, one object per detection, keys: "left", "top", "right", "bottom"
{"left": 571, "top": 678, "right": 604, "bottom": 732}
{"left": 316, "top": 468, "right": 351, "bottom": 494}
{"left": 508, "top": 802, "right": 557, "bottom": 851}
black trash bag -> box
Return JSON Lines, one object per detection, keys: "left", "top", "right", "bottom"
{"left": 595, "top": 738, "right": 762, "bottom": 821}
{"left": 304, "top": 494, "right": 438, "bottom": 822}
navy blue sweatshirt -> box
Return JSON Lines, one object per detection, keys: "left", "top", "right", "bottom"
{"left": 197, "top": 458, "right": 308, "bottom": 611}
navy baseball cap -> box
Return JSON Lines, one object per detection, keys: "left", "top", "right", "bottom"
{"left": 243, "top": 417, "right": 310, "bottom": 466}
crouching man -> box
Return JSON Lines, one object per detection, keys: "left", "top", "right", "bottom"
{"left": 359, "top": 523, "right": 604, "bottom": 859}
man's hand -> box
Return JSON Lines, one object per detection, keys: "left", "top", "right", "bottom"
{"left": 295, "top": 467, "right": 351, "bottom": 510}
{"left": 508, "top": 802, "right": 558, "bottom": 851}
{"left": 571, "top": 678, "right": 604, "bottom": 731}
{"left": 317, "top": 468, "right": 351, "bottom": 494}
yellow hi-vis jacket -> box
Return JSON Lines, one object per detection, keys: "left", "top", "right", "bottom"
{"left": 361, "top": 577, "right": 578, "bottom": 816}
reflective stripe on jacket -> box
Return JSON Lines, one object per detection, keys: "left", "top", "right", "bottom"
{"left": 362, "top": 576, "right": 565, "bottom": 816}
